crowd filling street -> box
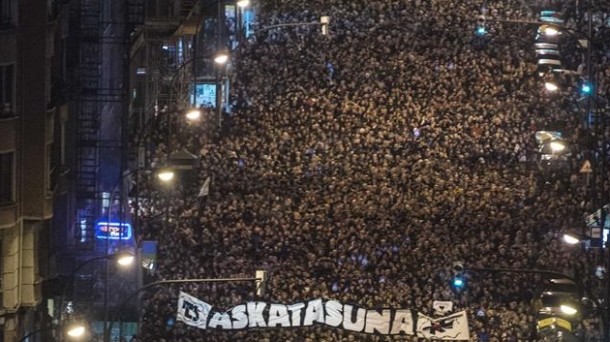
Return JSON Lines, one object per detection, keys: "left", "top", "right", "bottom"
{"left": 134, "top": 0, "right": 610, "bottom": 340}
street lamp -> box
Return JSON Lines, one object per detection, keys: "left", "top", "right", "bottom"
{"left": 160, "top": 51, "right": 229, "bottom": 131}
{"left": 117, "top": 253, "right": 136, "bottom": 266}
{"left": 539, "top": 24, "right": 560, "bottom": 36}
{"left": 549, "top": 140, "right": 566, "bottom": 153}
{"left": 214, "top": 52, "right": 229, "bottom": 65}
{"left": 185, "top": 108, "right": 202, "bottom": 121}
{"left": 58, "top": 251, "right": 134, "bottom": 342}
{"left": 65, "top": 323, "right": 87, "bottom": 338}
{"left": 544, "top": 80, "right": 559, "bottom": 92}
{"left": 236, "top": 0, "right": 251, "bottom": 47}
{"left": 461, "top": 265, "right": 587, "bottom": 337}
{"left": 563, "top": 233, "right": 581, "bottom": 245}
{"left": 237, "top": 0, "right": 250, "bottom": 8}
{"left": 157, "top": 168, "right": 175, "bottom": 182}
{"left": 213, "top": 51, "right": 229, "bottom": 129}
{"left": 538, "top": 138, "right": 569, "bottom": 156}
{"left": 106, "top": 271, "right": 267, "bottom": 342}
{"left": 560, "top": 304, "right": 578, "bottom": 315}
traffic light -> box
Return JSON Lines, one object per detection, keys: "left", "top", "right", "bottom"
{"left": 580, "top": 80, "right": 593, "bottom": 96}
{"left": 475, "top": 15, "right": 486, "bottom": 36}
{"left": 451, "top": 262, "right": 465, "bottom": 291}
{"left": 452, "top": 276, "right": 465, "bottom": 288}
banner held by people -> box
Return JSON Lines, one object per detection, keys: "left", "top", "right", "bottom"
{"left": 176, "top": 292, "right": 213, "bottom": 330}
{"left": 175, "top": 293, "right": 469, "bottom": 339}
{"left": 417, "top": 311, "right": 470, "bottom": 340}
{"left": 432, "top": 300, "right": 454, "bottom": 315}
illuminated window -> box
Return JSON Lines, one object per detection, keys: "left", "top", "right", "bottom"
{"left": 0, "top": 64, "right": 14, "bottom": 118}
{"left": 0, "top": 151, "right": 14, "bottom": 204}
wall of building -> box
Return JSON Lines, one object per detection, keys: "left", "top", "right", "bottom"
{"left": 0, "top": 0, "right": 61, "bottom": 339}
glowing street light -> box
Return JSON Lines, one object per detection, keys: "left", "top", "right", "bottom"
{"left": 549, "top": 140, "right": 566, "bottom": 153}
{"left": 157, "top": 169, "right": 175, "bottom": 182}
{"left": 539, "top": 24, "right": 560, "bottom": 36}
{"left": 237, "top": 0, "right": 250, "bottom": 8}
{"left": 214, "top": 52, "right": 229, "bottom": 65}
{"left": 562, "top": 233, "right": 580, "bottom": 245}
{"left": 560, "top": 304, "right": 578, "bottom": 315}
{"left": 544, "top": 81, "right": 559, "bottom": 91}
{"left": 57, "top": 250, "right": 136, "bottom": 341}
{"left": 66, "top": 324, "right": 87, "bottom": 338}
{"left": 185, "top": 108, "right": 202, "bottom": 121}
{"left": 116, "top": 252, "right": 135, "bottom": 267}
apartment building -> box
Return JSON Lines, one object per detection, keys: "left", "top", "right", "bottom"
{"left": 0, "top": 0, "right": 68, "bottom": 340}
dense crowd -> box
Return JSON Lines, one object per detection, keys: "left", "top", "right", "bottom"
{"left": 135, "top": 0, "right": 610, "bottom": 341}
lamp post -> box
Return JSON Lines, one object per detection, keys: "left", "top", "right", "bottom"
{"left": 105, "top": 272, "right": 267, "bottom": 342}
{"left": 560, "top": 230, "right": 610, "bottom": 338}
{"left": 236, "top": 0, "right": 250, "bottom": 46}
{"left": 148, "top": 50, "right": 227, "bottom": 205}
{"left": 563, "top": 232, "right": 582, "bottom": 245}
{"left": 163, "top": 51, "right": 228, "bottom": 145}
{"left": 214, "top": 51, "right": 228, "bottom": 129}
{"left": 58, "top": 251, "right": 134, "bottom": 342}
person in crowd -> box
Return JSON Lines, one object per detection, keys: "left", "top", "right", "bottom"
{"left": 135, "top": 0, "right": 610, "bottom": 340}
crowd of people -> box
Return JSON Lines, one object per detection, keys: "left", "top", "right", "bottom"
{"left": 135, "top": 0, "right": 610, "bottom": 340}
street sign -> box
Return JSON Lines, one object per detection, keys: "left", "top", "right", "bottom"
{"left": 580, "top": 160, "right": 592, "bottom": 173}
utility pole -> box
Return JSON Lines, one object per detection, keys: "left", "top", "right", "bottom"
{"left": 105, "top": 274, "right": 267, "bottom": 342}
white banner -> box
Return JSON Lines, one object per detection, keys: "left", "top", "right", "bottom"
{"left": 176, "top": 292, "right": 213, "bottom": 329}
{"left": 417, "top": 311, "right": 470, "bottom": 340}
{"left": 175, "top": 293, "right": 470, "bottom": 339}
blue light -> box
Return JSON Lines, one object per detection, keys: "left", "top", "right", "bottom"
{"left": 581, "top": 83, "right": 592, "bottom": 95}
{"left": 96, "top": 222, "right": 132, "bottom": 240}
{"left": 452, "top": 277, "right": 465, "bottom": 288}
{"left": 476, "top": 27, "right": 486, "bottom": 36}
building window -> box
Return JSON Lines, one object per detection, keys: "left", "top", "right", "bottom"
{"left": 0, "top": 0, "right": 13, "bottom": 26}
{"left": 0, "top": 151, "right": 14, "bottom": 204}
{"left": 0, "top": 64, "right": 14, "bottom": 118}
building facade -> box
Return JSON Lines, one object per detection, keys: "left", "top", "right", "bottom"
{"left": 0, "top": 0, "right": 67, "bottom": 340}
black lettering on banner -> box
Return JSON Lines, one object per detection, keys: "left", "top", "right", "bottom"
{"left": 183, "top": 300, "right": 200, "bottom": 321}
